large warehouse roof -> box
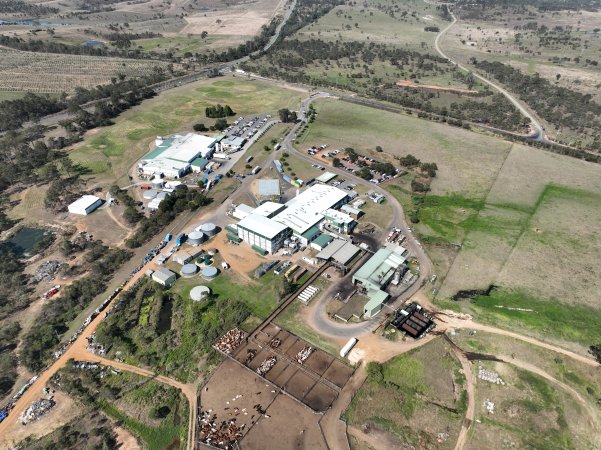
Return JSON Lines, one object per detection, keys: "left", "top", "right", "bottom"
{"left": 316, "top": 239, "right": 360, "bottom": 266}
{"left": 353, "top": 249, "right": 405, "bottom": 288}
{"left": 144, "top": 133, "right": 216, "bottom": 164}
{"left": 238, "top": 214, "right": 289, "bottom": 239}
{"left": 69, "top": 195, "right": 102, "bottom": 212}
{"left": 274, "top": 184, "right": 348, "bottom": 234}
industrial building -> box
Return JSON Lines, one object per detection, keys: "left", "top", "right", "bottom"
{"left": 138, "top": 134, "right": 218, "bottom": 178}
{"left": 221, "top": 136, "right": 246, "bottom": 151}
{"left": 310, "top": 234, "right": 333, "bottom": 251}
{"left": 316, "top": 239, "right": 361, "bottom": 270}
{"left": 172, "top": 251, "right": 193, "bottom": 265}
{"left": 152, "top": 268, "right": 176, "bottom": 287}
{"left": 236, "top": 213, "right": 291, "bottom": 254}
{"left": 323, "top": 209, "right": 356, "bottom": 234}
{"left": 352, "top": 248, "right": 406, "bottom": 317}
{"left": 273, "top": 184, "right": 349, "bottom": 245}
{"left": 231, "top": 184, "right": 351, "bottom": 253}
{"left": 68, "top": 195, "right": 103, "bottom": 215}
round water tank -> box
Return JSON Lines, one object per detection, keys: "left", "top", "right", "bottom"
{"left": 201, "top": 266, "right": 218, "bottom": 280}
{"left": 200, "top": 222, "right": 217, "bottom": 236}
{"left": 180, "top": 264, "right": 198, "bottom": 278}
{"left": 143, "top": 190, "right": 158, "bottom": 200}
{"left": 188, "top": 231, "right": 205, "bottom": 246}
{"left": 190, "top": 285, "right": 211, "bottom": 301}
{"left": 151, "top": 176, "right": 164, "bottom": 188}
{"left": 156, "top": 191, "right": 168, "bottom": 200}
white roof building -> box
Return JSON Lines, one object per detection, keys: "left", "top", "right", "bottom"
{"left": 68, "top": 195, "right": 102, "bottom": 215}
{"left": 233, "top": 203, "right": 255, "bottom": 220}
{"left": 238, "top": 214, "right": 289, "bottom": 240}
{"left": 253, "top": 201, "right": 285, "bottom": 218}
{"left": 273, "top": 184, "right": 348, "bottom": 237}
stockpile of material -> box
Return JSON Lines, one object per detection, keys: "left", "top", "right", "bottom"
{"left": 214, "top": 328, "right": 245, "bottom": 354}
{"left": 295, "top": 345, "right": 314, "bottom": 364}
{"left": 19, "top": 398, "right": 56, "bottom": 425}
{"left": 256, "top": 356, "right": 277, "bottom": 376}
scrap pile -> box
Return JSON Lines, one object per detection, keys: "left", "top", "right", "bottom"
{"left": 295, "top": 345, "right": 314, "bottom": 364}
{"left": 244, "top": 349, "right": 257, "bottom": 365}
{"left": 198, "top": 410, "right": 243, "bottom": 449}
{"left": 269, "top": 338, "right": 281, "bottom": 349}
{"left": 256, "top": 356, "right": 277, "bottom": 377}
{"left": 34, "top": 261, "right": 61, "bottom": 283}
{"left": 478, "top": 367, "right": 505, "bottom": 385}
{"left": 19, "top": 398, "right": 56, "bottom": 425}
{"left": 214, "top": 328, "right": 245, "bottom": 354}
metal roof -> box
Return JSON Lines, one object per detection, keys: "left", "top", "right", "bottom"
{"left": 153, "top": 268, "right": 176, "bottom": 282}
{"left": 253, "top": 201, "right": 285, "bottom": 217}
{"left": 312, "top": 234, "right": 333, "bottom": 248}
{"left": 353, "top": 249, "right": 403, "bottom": 288}
{"left": 274, "top": 184, "right": 348, "bottom": 234}
{"left": 238, "top": 214, "right": 289, "bottom": 239}
{"left": 257, "top": 179, "right": 280, "bottom": 196}
{"left": 316, "top": 239, "right": 360, "bottom": 265}
{"left": 68, "top": 195, "right": 102, "bottom": 210}
{"left": 316, "top": 172, "right": 337, "bottom": 183}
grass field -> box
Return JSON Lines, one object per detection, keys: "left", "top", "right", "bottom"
{"left": 69, "top": 77, "right": 302, "bottom": 186}
{"left": 457, "top": 355, "right": 597, "bottom": 450}
{"left": 302, "top": 97, "right": 601, "bottom": 350}
{"left": 232, "top": 123, "right": 292, "bottom": 174}
{"left": 345, "top": 338, "right": 464, "bottom": 448}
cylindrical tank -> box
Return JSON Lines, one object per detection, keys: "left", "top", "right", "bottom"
{"left": 143, "top": 189, "right": 158, "bottom": 200}
{"left": 200, "top": 222, "right": 217, "bottom": 237}
{"left": 203, "top": 255, "right": 212, "bottom": 265}
{"left": 201, "top": 266, "right": 218, "bottom": 280}
{"left": 180, "top": 264, "right": 198, "bottom": 278}
{"left": 188, "top": 231, "right": 205, "bottom": 246}
{"left": 151, "top": 176, "right": 164, "bottom": 188}
{"left": 190, "top": 285, "right": 211, "bottom": 301}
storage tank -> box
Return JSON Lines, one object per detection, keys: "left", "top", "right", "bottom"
{"left": 200, "top": 222, "right": 217, "bottom": 237}
{"left": 156, "top": 191, "right": 168, "bottom": 201}
{"left": 188, "top": 231, "right": 205, "bottom": 246}
{"left": 180, "top": 264, "right": 198, "bottom": 278}
{"left": 151, "top": 176, "right": 164, "bottom": 189}
{"left": 201, "top": 266, "right": 218, "bottom": 280}
{"left": 340, "top": 338, "right": 358, "bottom": 358}
{"left": 143, "top": 189, "right": 158, "bottom": 200}
{"left": 190, "top": 285, "right": 211, "bottom": 302}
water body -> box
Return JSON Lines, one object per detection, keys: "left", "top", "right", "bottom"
{"left": 0, "top": 19, "right": 66, "bottom": 26}
{"left": 1, "top": 227, "right": 52, "bottom": 257}
{"left": 81, "top": 40, "right": 105, "bottom": 47}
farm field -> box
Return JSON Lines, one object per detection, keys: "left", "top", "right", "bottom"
{"left": 344, "top": 338, "right": 465, "bottom": 449}
{"left": 301, "top": 97, "right": 601, "bottom": 350}
{"left": 68, "top": 76, "right": 303, "bottom": 187}
{"left": 0, "top": 47, "right": 176, "bottom": 94}
{"left": 296, "top": 0, "right": 446, "bottom": 52}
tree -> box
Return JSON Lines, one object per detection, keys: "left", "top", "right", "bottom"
{"left": 193, "top": 123, "right": 207, "bottom": 132}
{"left": 590, "top": 344, "right": 601, "bottom": 364}
{"left": 358, "top": 167, "right": 371, "bottom": 180}
{"left": 332, "top": 157, "right": 342, "bottom": 167}
{"left": 278, "top": 108, "right": 297, "bottom": 123}
{"left": 201, "top": 31, "right": 208, "bottom": 39}
{"left": 375, "top": 145, "right": 383, "bottom": 152}
{"left": 399, "top": 154, "right": 420, "bottom": 168}
{"left": 420, "top": 162, "right": 438, "bottom": 178}
{"left": 214, "top": 118, "right": 228, "bottom": 131}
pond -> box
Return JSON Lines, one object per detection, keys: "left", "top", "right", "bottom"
{"left": 0, "top": 19, "right": 66, "bottom": 26}
{"left": 81, "top": 40, "right": 105, "bottom": 47}
{"left": 1, "top": 227, "right": 54, "bottom": 258}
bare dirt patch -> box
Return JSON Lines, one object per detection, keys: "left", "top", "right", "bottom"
{"left": 182, "top": 0, "right": 281, "bottom": 36}
{"left": 396, "top": 79, "right": 478, "bottom": 94}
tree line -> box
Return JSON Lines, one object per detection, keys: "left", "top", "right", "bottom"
{"left": 205, "top": 104, "right": 235, "bottom": 118}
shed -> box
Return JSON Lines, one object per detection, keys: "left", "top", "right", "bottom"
{"left": 316, "top": 239, "right": 361, "bottom": 267}
{"left": 233, "top": 204, "right": 254, "bottom": 220}
{"left": 310, "top": 234, "right": 333, "bottom": 251}
{"left": 152, "top": 268, "right": 176, "bottom": 287}
{"left": 363, "top": 290, "right": 390, "bottom": 318}
{"left": 341, "top": 204, "right": 363, "bottom": 219}
{"left": 173, "top": 251, "right": 193, "bottom": 265}
{"left": 68, "top": 195, "right": 102, "bottom": 215}
{"left": 191, "top": 157, "right": 209, "bottom": 172}
{"left": 316, "top": 172, "right": 337, "bottom": 183}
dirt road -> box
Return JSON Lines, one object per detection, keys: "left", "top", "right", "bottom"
{"left": 449, "top": 346, "right": 475, "bottom": 450}
{"left": 441, "top": 315, "right": 598, "bottom": 367}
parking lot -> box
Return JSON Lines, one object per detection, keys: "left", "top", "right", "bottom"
{"left": 226, "top": 113, "right": 273, "bottom": 141}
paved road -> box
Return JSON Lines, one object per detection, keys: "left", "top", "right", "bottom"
{"left": 432, "top": 6, "right": 546, "bottom": 142}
